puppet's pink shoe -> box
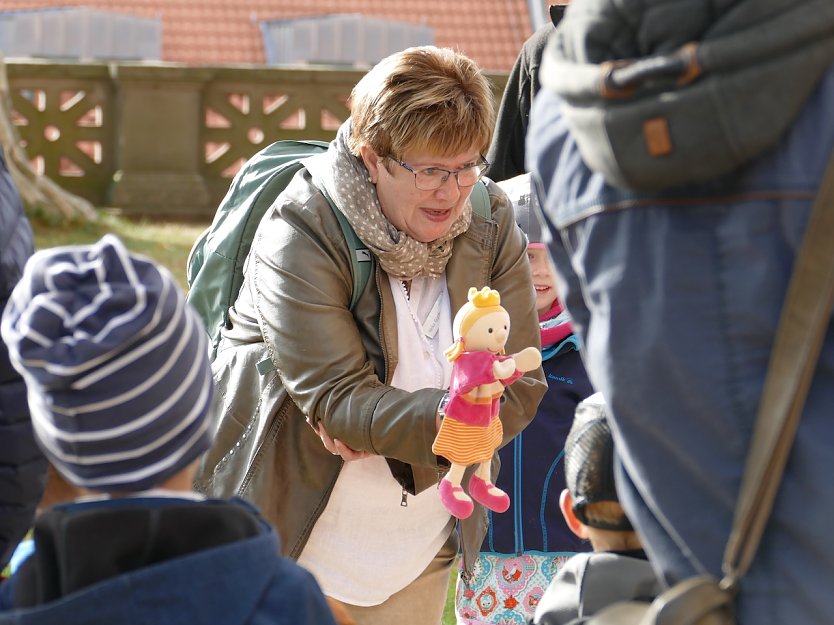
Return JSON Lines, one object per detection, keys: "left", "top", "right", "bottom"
{"left": 438, "top": 479, "right": 474, "bottom": 519}
{"left": 469, "top": 475, "right": 510, "bottom": 513}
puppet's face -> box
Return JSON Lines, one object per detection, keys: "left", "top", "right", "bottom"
{"left": 465, "top": 310, "right": 510, "bottom": 354}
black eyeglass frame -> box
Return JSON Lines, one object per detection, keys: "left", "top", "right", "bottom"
{"left": 388, "top": 156, "right": 490, "bottom": 190}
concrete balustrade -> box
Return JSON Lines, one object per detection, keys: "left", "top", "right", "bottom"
{"left": 6, "top": 59, "right": 507, "bottom": 219}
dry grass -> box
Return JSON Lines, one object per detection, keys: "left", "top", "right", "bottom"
{"left": 30, "top": 212, "right": 210, "bottom": 290}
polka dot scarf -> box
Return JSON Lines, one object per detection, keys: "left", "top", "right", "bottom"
{"left": 308, "top": 120, "right": 473, "bottom": 281}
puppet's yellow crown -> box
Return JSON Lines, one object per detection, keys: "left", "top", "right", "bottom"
{"left": 468, "top": 286, "right": 501, "bottom": 309}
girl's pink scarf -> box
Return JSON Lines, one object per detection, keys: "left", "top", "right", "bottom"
{"left": 539, "top": 299, "right": 573, "bottom": 348}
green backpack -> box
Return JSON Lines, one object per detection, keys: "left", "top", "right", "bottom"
{"left": 186, "top": 139, "right": 491, "bottom": 357}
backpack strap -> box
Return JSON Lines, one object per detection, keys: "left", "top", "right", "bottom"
{"left": 722, "top": 147, "right": 834, "bottom": 586}
{"left": 470, "top": 180, "right": 491, "bottom": 220}
{"left": 303, "top": 163, "right": 373, "bottom": 310}
{"left": 326, "top": 191, "right": 373, "bottom": 309}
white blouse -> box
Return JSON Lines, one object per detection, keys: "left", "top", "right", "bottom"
{"left": 297, "top": 273, "right": 454, "bottom": 606}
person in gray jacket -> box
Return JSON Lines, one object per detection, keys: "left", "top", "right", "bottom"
{"left": 0, "top": 235, "right": 338, "bottom": 625}
{"left": 0, "top": 151, "right": 47, "bottom": 571}
{"left": 197, "top": 46, "right": 547, "bottom": 625}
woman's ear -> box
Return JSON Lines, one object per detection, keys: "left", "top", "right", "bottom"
{"left": 359, "top": 146, "right": 380, "bottom": 184}
{"left": 560, "top": 489, "right": 590, "bottom": 539}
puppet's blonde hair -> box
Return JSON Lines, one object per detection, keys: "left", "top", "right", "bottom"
{"left": 444, "top": 287, "right": 506, "bottom": 362}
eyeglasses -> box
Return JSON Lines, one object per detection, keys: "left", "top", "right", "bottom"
{"left": 389, "top": 156, "right": 490, "bottom": 191}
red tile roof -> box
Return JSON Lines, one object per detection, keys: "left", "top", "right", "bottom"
{"left": 0, "top": 1, "right": 535, "bottom": 71}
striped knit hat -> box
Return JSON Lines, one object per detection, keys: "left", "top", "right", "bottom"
{"left": 0, "top": 235, "right": 214, "bottom": 493}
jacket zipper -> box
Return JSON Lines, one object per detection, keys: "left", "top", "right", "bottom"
{"left": 376, "top": 266, "right": 408, "bottom": 508}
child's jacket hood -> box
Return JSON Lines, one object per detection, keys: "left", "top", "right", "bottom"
{"left": 0, "top": 498, "right": 334, "bottom": 625}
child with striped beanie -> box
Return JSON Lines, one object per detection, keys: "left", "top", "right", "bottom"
{"left": 0, "top": 235, "right": 337, "bottom": 625}
{"left": 2, "top": 234, "right": 214, "bottom": 492}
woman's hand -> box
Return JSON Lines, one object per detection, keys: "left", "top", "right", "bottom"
{"left": 317, "top": 423, "right": 372, "bottom": 461}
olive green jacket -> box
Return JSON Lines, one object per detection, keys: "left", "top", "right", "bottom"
{"left": 195, "top": 167, "right": 547, "bottom": 580}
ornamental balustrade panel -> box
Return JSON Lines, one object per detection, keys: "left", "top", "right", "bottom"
{"left": 200, "top": 66, "right": 357, "bottom": 207}
{"left": 7, "top": 62, "right": 115, "bottom": 206}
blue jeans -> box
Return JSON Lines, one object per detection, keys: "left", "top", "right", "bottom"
{"left": 529, "top": 65, "right": 834, "bottom": 625}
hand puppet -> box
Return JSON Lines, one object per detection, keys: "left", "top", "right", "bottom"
{"left": 432, "top": 286, "right": 542, "bottom": 519}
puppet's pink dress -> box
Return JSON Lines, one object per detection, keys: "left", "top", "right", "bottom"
{"left": 432, "top": 351, "right": 522, "bottom": 465}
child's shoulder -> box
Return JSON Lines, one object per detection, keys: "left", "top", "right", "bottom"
{"left": 535, "top": 552, "right": 658, "bottom": 624}
{"left": 574, "top": 551, "right": 660, "bottom": 612}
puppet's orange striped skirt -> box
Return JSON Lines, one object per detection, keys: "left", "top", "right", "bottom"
{"left": 432, "top": 415, "right": 503, "bottom": 465}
